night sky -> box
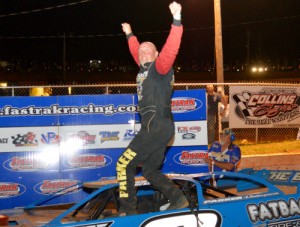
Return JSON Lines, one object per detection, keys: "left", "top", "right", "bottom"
{"left": 0, "top": 0, "right": 300, "bottom": 66}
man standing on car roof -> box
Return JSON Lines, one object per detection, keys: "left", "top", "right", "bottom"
{"left": 116, "top": 1, "right": 188, "bottom": 216}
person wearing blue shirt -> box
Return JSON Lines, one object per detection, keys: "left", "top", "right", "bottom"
{"left": 204, "top": 128, "right": 241, "bottom": 173}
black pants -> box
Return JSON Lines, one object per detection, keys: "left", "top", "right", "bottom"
{"left": 116, "top": 109, "right": 184, "bottom": 212}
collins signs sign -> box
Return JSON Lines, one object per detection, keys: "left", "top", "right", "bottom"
{"left": 230, "top": 86, "right": 300, "bottom": 128}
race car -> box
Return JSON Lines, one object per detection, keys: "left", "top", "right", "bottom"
{"left": 0, "top": 171, "right": 299, "bottom": 227}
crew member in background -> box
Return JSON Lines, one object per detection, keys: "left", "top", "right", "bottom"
{"left": 206, "top": 84, "right": 225, "bottom": 144}
{"left": 116, "top": 2, "right": 188, "bottom": 216}
{"left": 204, "top": 128, "right": 241, "bottom": 173}
{"left": 219, "top": 95, "right": 229, "bottom": 130}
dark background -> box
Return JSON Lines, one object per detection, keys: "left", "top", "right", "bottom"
{"left": 0, "top": 0, "right": 299, "bottom": 83}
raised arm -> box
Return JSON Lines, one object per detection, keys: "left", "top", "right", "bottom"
{"left": 169, "top": 1, "right": 182, "bottom": 19}
{"left": 121, "top": 23, "right": 140, "bottom": 65}
{"left": 156, "top": 2, "right": 183, "bottom": 75}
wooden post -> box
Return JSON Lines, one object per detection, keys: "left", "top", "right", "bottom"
{"left": 214, "top": 0, "right": 224, "bottom": 84}
{"left": 214, "top": 0, "right": 224, "bottom": 135}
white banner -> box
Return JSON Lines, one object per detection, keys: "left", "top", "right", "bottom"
{"left": 229, "top": 86, "right": 300, "bottom": 128}
{"left": 0, "top": 120, "right": 207, "bottom": 152}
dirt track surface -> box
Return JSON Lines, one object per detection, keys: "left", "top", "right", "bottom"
{"left": 238, "top": 151, "right": 300, "bottom": 170}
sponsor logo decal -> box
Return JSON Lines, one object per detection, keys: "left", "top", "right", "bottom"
{"left": 171, "top": 97, "right": 202, "bottom": 113}
{"left": 65, "top": 154, "right": 112, "bottom": 169}
{"left": 34, "top": 179, "right": 80, "bottom": 195}
{"left": 204, "top": 195, "right": 244, "bottom": 204}
{"left": 189, "top": 126, "right": 201, "bottom": 133}
{"left": 247, "top": 197, "right": 300, "bottom": 223}
{"left": 123, "top": 129, "right": 138, "bottom": 141}
{"left": 174, "top": 151, "right": 208, "bottom": 166}
{"left": 232, "top": 88, "right": 300, "bottom": 126}
{"left": 70, "top": 131, "right": 96, "bottom": 145}
{"left": 268, "top": 171, "right": 300, "bottom": 184}
{"left": 99, "top": 131, "right": 119, "bottom": 143}
{"left": 182, "top": 133, "right": 196, "bottom": 140}
{"left": 0, "top": 182, "right": 26, "bottom": 198}
{"left": 177, "top": 126, "right": 188, "bottom": 133}
{"left": 11, "top": 132, "right": 38, "bottom": 146}
{"left": 267, "top": 218, "right": 300, "bottom": 227}
{"left": 137, "top": 71, "right": 149, "bottom": 101}
{"left": 135, "top": 180, "right": 150, "bottom": 186}
{"left": 0, "top": 138, "right": 8, "bottom": 144}
{"left": 41, "top": 132, "right": 61, "bottom": 144}
{"left": 3, "top": 156, "right": 50, "bottom": 171}
{"left": 177, "top": 126, "right": 200, "bottom": 140}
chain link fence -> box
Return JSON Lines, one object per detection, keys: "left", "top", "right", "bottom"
{"left": 0, "top": 82, "right": 299, "bottom": 144}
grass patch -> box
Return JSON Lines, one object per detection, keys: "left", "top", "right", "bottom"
{"left": 237, "top": 140, "right": 300, "bottom": 156}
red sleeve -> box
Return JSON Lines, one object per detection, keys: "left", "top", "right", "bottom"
{"left": 128, "top": 36, "right": 140, "bottom": 66}
{"left": 155, "top": 24, "right": 183, "bottom": 75}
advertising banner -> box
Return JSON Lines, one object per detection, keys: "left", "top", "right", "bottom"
{"left": 230, "top": 86, "right": 300, "bottom": 128}
{"left": 0, "top": 89, "right": 207, "bottom": 209}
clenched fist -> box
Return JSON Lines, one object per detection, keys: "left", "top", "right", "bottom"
{"left": 169, "top": 1, "right": 182, "bottom": 17}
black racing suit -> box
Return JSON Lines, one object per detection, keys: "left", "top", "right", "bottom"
{"left": 116, "top": 19, "right": 183, "bottom": 213}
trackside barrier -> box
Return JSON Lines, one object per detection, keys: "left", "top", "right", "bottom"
{"left": 0, "top": 89, "right": 208, "bottom": 209}
{"left": 1, "top": 82, "right": 299, "bottom": 143}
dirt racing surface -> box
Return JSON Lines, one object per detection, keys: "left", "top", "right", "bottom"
{"left": 238, "top": 151, "right": 300, "bottom": 170}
